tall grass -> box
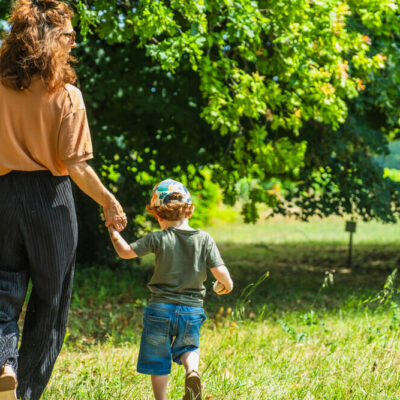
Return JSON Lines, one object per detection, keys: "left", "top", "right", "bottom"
{"left": 39, "top": 217, "right": 400, "bottom": 399}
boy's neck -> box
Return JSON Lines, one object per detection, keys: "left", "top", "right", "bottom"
{"left": 158, "top": 218, "right": 195, "bottom": 231}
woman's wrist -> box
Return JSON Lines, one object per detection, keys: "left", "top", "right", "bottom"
{"left": 102, "top": 192, "right": 117, "bottom": 208}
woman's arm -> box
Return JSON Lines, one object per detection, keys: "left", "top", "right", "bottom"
{"left": 108, "top": 226, "right": 137, "bottom": 259}
{"left": 67, "top": 160, "right": 127, "bottom": 231}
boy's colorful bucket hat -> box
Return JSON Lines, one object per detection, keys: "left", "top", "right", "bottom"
{"left": 150, "top": 179, "right": 192, "bottom": 207}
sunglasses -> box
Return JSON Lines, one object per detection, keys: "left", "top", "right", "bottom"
{"left": 62, "top": 31, "right": 76, "bottom": 41}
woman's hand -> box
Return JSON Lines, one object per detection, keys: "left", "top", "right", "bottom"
{"left": 67, "top": 161, "right": 128, "bottom": 232}
{"left": 104, "top": 199, "right": 127, "bottom": 232}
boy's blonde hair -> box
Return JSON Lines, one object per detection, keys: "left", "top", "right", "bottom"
{"left": 146, "top": 193, "right": 194, "bottom": 221}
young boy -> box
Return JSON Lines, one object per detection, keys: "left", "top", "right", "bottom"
{"left": 108, "top": 179, "right": 233, "bottom": 400}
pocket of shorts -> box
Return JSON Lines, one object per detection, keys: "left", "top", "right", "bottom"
{"left": 144, "top": 315, "right": 170, "bottom": 346}
{"left": 182, "top": 318, "right": 203, "bottom": 346}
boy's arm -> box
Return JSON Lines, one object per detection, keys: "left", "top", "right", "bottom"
{"left": 108, "top": 226, "right": 138, "bottom": 259}
{"left": 210, "top": 265, "right": 233, "bottom": 294}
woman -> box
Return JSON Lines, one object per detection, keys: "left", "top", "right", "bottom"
{"left": 0, "top": 1, "right": 127, "bottom": 399}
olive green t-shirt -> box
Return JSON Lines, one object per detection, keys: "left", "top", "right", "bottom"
{"left": 130, "top": 227, "right": 224, "bottom": 307}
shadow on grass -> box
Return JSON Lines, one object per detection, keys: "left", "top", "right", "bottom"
{"left": 66, "top": 242, "right": 399, "bottom": 345}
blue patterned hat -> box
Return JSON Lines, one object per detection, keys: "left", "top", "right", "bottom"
{"left": 150, "top": 179, "right": 192, "bottom": 207}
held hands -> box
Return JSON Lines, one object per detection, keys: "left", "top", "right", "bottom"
{"left": 103, "top": 198, "right": 127, "bottom": 232}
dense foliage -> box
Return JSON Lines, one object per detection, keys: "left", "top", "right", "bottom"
{"left": 70, "top": 0, "right": 400, "bottom": 221}
{"left": 1, "top": 0, "right": 399, "bottom": 264}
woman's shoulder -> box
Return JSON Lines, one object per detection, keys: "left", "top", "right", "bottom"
{"left": 47, "top": 83, "right": 85, "bottom": 115}
{"left": 62, "top": 84, "right": 86, "bottom": 112}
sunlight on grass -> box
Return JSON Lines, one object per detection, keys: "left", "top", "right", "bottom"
{"left": 41, "top": 217, "right": 400, "bottom": 399}
{"left": 46, "top": 312, "right": 400, "bottom": 399}
{"left": 206, "top": 215, "right": 400, "bottom": 245}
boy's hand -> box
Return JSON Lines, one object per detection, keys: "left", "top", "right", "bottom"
{"left": 210, "top": 265, "right": 233, "bottom": 295}
{"left": 213, "top": 280, "right": 232, "bottom": 295}
{"left": 213, "top": 281, "right": 225, "bottom": 294}
{"left": 104, "top": 199, "right": 127, "bottom": 232}
{"left": 108, "top": 225, "right": 120, "bottom": 241}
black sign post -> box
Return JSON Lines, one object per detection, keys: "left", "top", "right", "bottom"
{"left": 345, "top": 221, "right": 356, "bottom": 269}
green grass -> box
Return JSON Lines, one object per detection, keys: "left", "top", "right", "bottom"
{"left": 45, "top": 312, "right": 400, "bottom": 399}
{"left": 39, "top": 217, "right": 400, "bottom": 399}
{"left": 206, "top": 215, "right": 400, "bottom": 245}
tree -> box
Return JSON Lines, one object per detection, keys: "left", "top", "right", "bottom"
{"left": 74, "top": 39, "right": 227, "bottom": 264}
{"left": 72, "top": 0, "right": 400, "bottom": 223}
{"left": 1, "top": 0, "right": 400, "bottom": 265}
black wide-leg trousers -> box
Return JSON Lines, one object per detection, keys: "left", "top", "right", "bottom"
{"left": 0, "top": 171, "right": 78, "bottom": 400}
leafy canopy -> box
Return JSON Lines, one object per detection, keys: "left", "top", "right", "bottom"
{"left": 1, "top": 0, "right": 400, "bottom": 264}
{"left": 73, "top": 0, "right": 400, "bottom": 222}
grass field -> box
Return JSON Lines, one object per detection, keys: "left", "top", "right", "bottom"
{"left": 40, "top": 217, "right": 400, "bottom": 399}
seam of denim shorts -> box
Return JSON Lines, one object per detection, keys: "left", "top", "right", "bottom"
{"left": 179, "top": 310, "right": 204, "bottom": 315}
{"left": 147, "top": 303, "right": 204, "bottom": 315}
{"left": 137, "top": 367, "right": 171, "bottom": 375}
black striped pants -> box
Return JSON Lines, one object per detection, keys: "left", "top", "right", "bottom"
{"left": 0, "top": 171, "right": 78, "bottom": 400}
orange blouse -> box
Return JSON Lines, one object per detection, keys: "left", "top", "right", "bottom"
{"left": 0, "top": 77, "right": 93, "bottom": 176}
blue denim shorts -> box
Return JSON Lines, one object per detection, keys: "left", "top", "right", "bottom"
{"left": 137, "top": 302, "right": 207, "bottom": 375}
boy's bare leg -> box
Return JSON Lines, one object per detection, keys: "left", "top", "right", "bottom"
{"left": 151, "top": 375, "right": 168, "bottom": 400}
{"left": 180, "top": 351, "right": 199, "bottom": 373}
{"left": 181, "top": 352, "right": 202, "bottom": 399}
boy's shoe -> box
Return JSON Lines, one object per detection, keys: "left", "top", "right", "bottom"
{"left": 183, "top": 370, "right": 202, "bottom": 400}
{"left": 0, "top": 363, "right": 17, "bottom": 400}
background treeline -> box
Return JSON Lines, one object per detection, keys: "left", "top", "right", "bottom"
{"left": 1, "top": 0, "right": 400, "bottom": 266}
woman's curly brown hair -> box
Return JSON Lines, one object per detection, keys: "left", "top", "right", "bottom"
{"left": 0, "top": 0, "right": 76, "bottom": 92}
{"left": 146, "top": 193, "right": 195, "bottom": 221}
